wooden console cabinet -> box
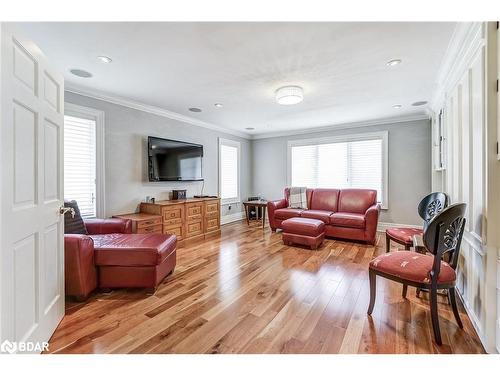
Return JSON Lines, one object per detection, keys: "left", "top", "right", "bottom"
{"left": 139, "top": 197, "right": 221, "bottom": 244}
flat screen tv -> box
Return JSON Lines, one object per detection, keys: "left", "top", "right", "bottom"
{"left": 148, "top": 136, "right": 203, "bottom": 181}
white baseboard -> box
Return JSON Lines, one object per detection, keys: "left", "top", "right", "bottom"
{"left": 221, "top": 211, "right": 245, "bottom": 225}
{"left": 377, "top": 221, "right": 421, "bottom": 232}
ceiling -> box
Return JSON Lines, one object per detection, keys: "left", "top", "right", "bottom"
{"left": 17, "top": 22, "right": 456, "bottom": 137}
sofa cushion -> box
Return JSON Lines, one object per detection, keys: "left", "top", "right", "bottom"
{"left": 274, "top": 208, "right": 304, "bottom": 220}
{"left": 338, "top": 189, "right": 377, "bottom": 214}
{"left": 63, "top": 200, "right": 88, "bottom": 235}
{"left": 369, "top": 251, "right": 456, "bottom": 284}
{"left": 92, "top": 233, "right": 177, "bottom": 267}
{"left": 284, "top": 188, "right": 313, "bottom": 208}
{"left": 300, "top": 210, "right": 334, "bottom": 223}
{"left": 309, "top": 189, "right": 340, "bottom": 212}
{"left": 281, "top": 217, "right": 325, "bottom": 237}
{"left": 330, "top": 212, "right": 365, "bottom": 229}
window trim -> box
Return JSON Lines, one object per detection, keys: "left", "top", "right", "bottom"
{"left": 64, "top": 102, "right": 106, "bottom": 218}
{"left": 286, "top": 131, "right": 389, "bottom": 209}
{"left": 218, "top": 138, "right": 241, "bottom": 205}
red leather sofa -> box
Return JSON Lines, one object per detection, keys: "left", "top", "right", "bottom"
{"left": 64, "top": 218, "right": 176, "bottom": 300}
{"left": 267, "top": 188, "right": 380, "bottom": 244}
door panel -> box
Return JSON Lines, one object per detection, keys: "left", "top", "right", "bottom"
{"left": 1, "top": 24, "right": 65, "bottom": 352}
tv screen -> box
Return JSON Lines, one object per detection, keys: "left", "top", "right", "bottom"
{"left": 148, "top": 136, "right": 203, "bottom": 181}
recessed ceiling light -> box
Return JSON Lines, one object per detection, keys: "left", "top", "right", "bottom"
{"left": 214, "top": 103, "right": 223, "bottom": 108}
{"left": 245, "top": 127, "right": 255, "bottom": 131}
{"left": 189, "top": 107, "right": 202, "bottom": 112}
{"left": 70, "top": 69, "right": 92, "bottom": 78}
{"left": 392, "top": 104, "right": 402, "bottom": 109}
{"left": 276, "top": 86, "right": 304, "bottom": 105}
{"left": 97, "top": 55, "right": 112, "bottom": 64}
{"left": 387, "top": 59, "right": 402, "bottom": 66}
{"left": 412, "top": 101, "right": 428, "bottom": 106}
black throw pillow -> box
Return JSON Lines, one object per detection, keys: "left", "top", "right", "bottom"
{"left": 63, "top": 200, "right": 88, "bottom": 235}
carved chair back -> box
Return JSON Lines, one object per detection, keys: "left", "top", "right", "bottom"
{"left": 423, "top": 203, "right": 466, "bottom": 280}
{"left": 417, "top": 192, "right": 449, "bottom": 229}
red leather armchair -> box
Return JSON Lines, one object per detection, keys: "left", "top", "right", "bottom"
{"left": 64, "top": 218, "right": 132, "bottom": 301}
{"left": 267, "top": 188, "right": 380, "bottom": 244}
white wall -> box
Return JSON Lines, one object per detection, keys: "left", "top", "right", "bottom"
{"left": 430, "top": 22, "right": 499, "bottom": 353}
{"left": 251, "top": 119, "right": 432, "bottom": 225}
{"left": 65, "top": 91, "right": 252, "bottom": 219}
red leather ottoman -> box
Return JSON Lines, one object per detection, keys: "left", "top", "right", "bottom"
{"left": 92, "top": 233, "right": 177, "bottom": 291}
{"left": 281, "top": 217, "right": 325, "bottom": 250}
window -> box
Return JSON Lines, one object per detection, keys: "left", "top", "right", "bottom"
{"left": 64, "top": 103, "right": 105, "bottom": 218}
{"left": 288, "top": 132, "right": 388, "bottom": 208}
{"left": 219, "top": 138, "right": 240, "bottom": 204}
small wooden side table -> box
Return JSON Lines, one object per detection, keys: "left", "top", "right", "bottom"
{"left": 112, "top": 212, "right": 162, "bottom": 234}
{"left": 242, "top": 200, "right": 268, "bottom": 229}
{"left": 412, "top": 233, "right": 427, "bottom": 254}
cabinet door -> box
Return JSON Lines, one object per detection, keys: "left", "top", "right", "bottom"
{"left": 163, "top": 205, "right": 184, "bottom": 221}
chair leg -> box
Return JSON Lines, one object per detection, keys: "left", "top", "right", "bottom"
{"left": 404, "top": 244, "right": 411, "bottom": 250}
{"left": 448, "top": 287, "right": 463, "bottom": 329}
{"left": 416, "top": 288, "right": 421, "bottom": 298}
{"left": 402, "top": 284, "right": 408, "bottom": 299}
{"left": 429, "top": 284, "right": 442, "bottom": 345}
{"left": 367, "top": 269, "right": 376, "bottom": 315}
{"left": 385, "top": 234, "right": 390, "bottom": 253}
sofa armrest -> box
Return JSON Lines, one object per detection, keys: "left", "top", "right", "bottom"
{"left": 64, "top": 234, "right": 97, "bottom": 300}
{"left": 364, "top": 203, "right": 381, "bottom": 245}
{"left": 84, "top": 218, "right": 132, "bottom": 235}
{"left": 267, "top": 199, "right": 287, "bottom": 231}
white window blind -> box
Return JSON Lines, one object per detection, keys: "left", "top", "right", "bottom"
{"left": 219, "top": 139, "right": 240, "bottom": 203}
{"left": 64, "top": 115, "right": 97, "bottom": 218}
{"left": 290, "top": 137, "right": 385, "bottom": 206}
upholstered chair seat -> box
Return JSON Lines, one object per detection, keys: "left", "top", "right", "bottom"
{"left": 386, "top": 227, "right": 423, "bottom": 248}
{"left": 369, "top": 251, "right": 456, "bottom": 284}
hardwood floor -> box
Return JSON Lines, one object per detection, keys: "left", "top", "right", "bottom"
{"left": 47, "top": 220, "right": 485, "bottom": 354}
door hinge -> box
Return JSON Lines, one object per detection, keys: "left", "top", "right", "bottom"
{"left": 497, "top": 79, "right": 499, "bottom": 92}
{"left": 497, "top": 142, "right": 499, "bottom": 155}
{"left": 497, "top": 21, "right": 499, "bottom": 29}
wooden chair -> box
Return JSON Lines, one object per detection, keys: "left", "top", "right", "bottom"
{"left": 369, "top": 203, "right": 466, "bottom": 345}
{"left": 385, "top": 192, "right": 449, "bottom": 252}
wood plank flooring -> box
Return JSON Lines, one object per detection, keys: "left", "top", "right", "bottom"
{"left": 47, "top": 221, "right": 485, "bottom": 354}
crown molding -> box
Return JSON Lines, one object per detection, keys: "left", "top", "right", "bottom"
{"left": 65, "top": 84, "right": 252, "bottom": 139}
{"left": 66, "top": 85, "right": 429, "bottom": 142}
{"left": 250, "top": 113, "right": 429, "bottom": 140}
{"left": 430, "top": 22, "right": 485, "bottom": 112}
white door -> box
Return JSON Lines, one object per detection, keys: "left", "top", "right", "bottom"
{"left": 1, "top": 24, "right": 65, "bottom": 353}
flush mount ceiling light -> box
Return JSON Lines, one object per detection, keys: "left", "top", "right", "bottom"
{"left": 412, "top": 101, "right": 428, "bottom": 106}
{"left": 97, "top": 55, "right": 112, "bottom": 64}
{"left": 387, "top": 59, "right": 402, "bottom": 66}
{"left": 392, "top": 104, "right": 402, "bottom": 109}
{"left": 214, "top": 103, "right": 223, "bottom": 108}
{"left": 188, "top": 107, "right": 202, "bottom": 112}
{"left": 70, "top": 69, "right": 93, "bottom": 78}
{"left": 275, "top": 86, "right": 304, "bottom": 105}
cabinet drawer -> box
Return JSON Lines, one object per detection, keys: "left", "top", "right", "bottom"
{"left": 205, "top": 217, "right": 219, "bottom": 232}
{"left": 186, "top": 203, "right": 203, "bottom": 216}
{"left": 164, "top": 218, "right": 182, "bottom": 227}
{"left": 137, "top": 217, "right": 162, "bottom": 229}
{"left": 163, "top": 225, "right": 183, "bottom": 239}
{"left": 186, "top": 221, "right": 203, "bottom": 237}
{"left": 205, "top": 211, "right": 219, "bottom": 219}
{"left": 205, "top": 202, "right": 219, "bottom": 214}
{"left": 163, "top": 206, "right": 184, "bottom": 220}
{"left": 136, "top": 224, "right": 162, "bottom": 234}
